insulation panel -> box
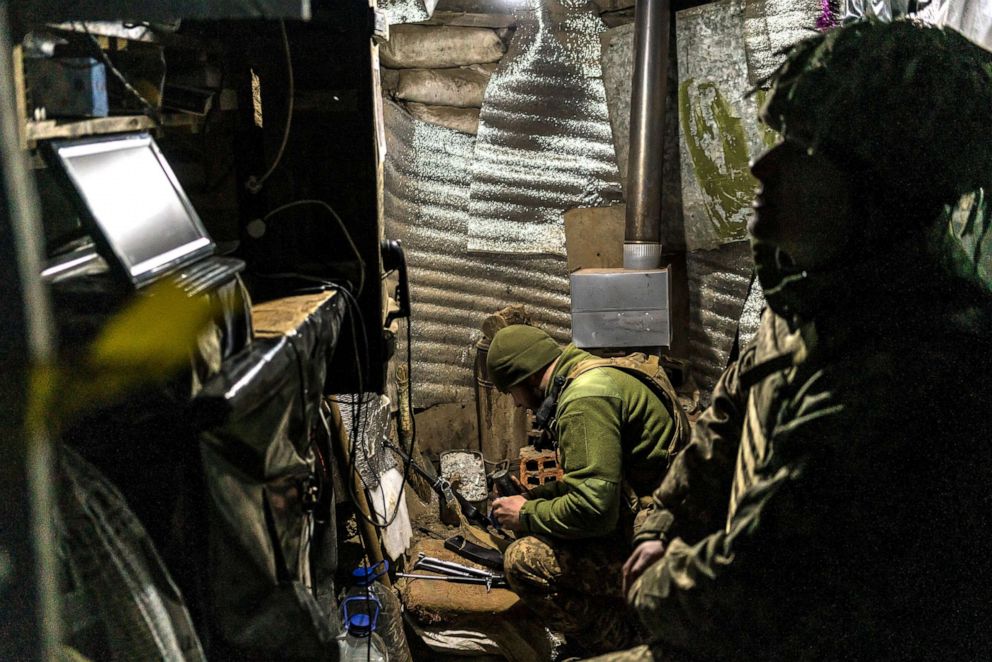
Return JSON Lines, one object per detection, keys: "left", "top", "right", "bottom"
{"left": 383, "top": 100, "right": 571, "bottom": 408}
{"left": 676, "top": 0, "right": 778, "bottom": 252}
{"left": 466, "top": 0, "right": 622, "bottom": 255}
{"left": 742, "top": 0, "right": 825, "bottom": 85}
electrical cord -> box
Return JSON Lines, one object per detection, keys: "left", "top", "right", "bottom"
{"left": 334, "top": 284, "right": 417, "bottom": 532}
{"left": 250, "top": 272, "right": 416, "bottom": 532}
{"left": 260, "top": 199, "right": 366, "bottom": 297}
{"left": 246, "top": 20, "right": 293, "bottom": 195}
{"left": 255, "top": 275, "right": 411, "bottom": 662}
{"left": 336, "top": 287, "right": 410, "bottom": 530}
{"left": 320, "top": 281, "right": 394, "bottom": 530}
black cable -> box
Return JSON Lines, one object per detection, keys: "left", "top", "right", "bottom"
{"left": 261, "top": 199, "right": 366, "bottom": 297}
{"left": 331, "top": 286, "right": 395, "bottom": 530}
{"left": 334, "top": 285, "right": 417, "bottom": 531}
{"left": 336, "top": 288, "right": 408, "bottom": 530}
{"left": 246, "top": 272, "right": 416, "bottom": 531}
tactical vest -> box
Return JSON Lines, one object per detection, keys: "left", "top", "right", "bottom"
{"left": 539, "top": 352, "right": 689, "bottom": 466}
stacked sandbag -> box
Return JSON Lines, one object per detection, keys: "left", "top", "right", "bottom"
{"left": 396, "top": 64, "right": 496, "bottom": 108}
{"left": 380, "top": 24, "right": 510, "bottom": 135}
{"left": 380, "top": 24, "right": 504, "bottom": 68}
{"left": 406, "top": 101, "right": 481, "bottom": 134}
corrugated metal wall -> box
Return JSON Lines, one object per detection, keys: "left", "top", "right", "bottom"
{"left": 381, "top": 0, "right": 830, "bottom": 408}
{"left": 383, "top": 100, "right": 571, "bottom": 407}
{"left": 686, "top": 243, "right": 754, "bottom": 405}
{"left": 465, "top": 0, "right": 622, "bottom": 254}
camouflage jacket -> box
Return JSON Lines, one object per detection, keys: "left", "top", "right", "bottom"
{"left": 630, "top": 278, "right": 992, "bottom": 660}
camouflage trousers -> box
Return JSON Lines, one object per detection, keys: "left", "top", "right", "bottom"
{"left": 584, "top": 643, "right": 695, "bottom": 662}
{"left": 503, "top": 534, "right": 644, "bottom": 656}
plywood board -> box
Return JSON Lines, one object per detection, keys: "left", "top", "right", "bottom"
{"left": 251, "top": 291, "right": 336, "bottom": 337}
{"left": 676, "top": 0, "right": 778, "bottom": 251}
{"left": 563, "top": 205, "right": 624, "bottom": 271}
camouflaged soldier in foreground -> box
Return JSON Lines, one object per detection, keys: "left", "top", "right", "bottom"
{"left": 591, "top": 19, "right": 992, "bottom": 662}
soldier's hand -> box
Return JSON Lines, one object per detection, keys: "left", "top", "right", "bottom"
{"left": 622, "top": 540, "right": 666, "bottom": 597}
{"left": 491, "top": 495, "right": 527, "bottom": 531}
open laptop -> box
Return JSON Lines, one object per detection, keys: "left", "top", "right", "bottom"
{"left": 42, "top": 132, "right": 243, "bottom": 297}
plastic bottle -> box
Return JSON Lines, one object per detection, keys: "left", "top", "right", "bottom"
{"left": 345, "top": 561, "right": 411, "bottom": 662}
{"left": 338, "top": 598, "right": 388, "bottom": 662}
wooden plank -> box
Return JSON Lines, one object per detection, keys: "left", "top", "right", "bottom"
{"left": 329, "top": 400, "right": 390, "bottom": 587}
{"left": 24, "top": 113, "right": 201, "bottom": 144}
{"left": 563, "top": 205, "right": 625, "bottom": 272}
{"left": 12, "top": 45, "right": 28, "bottom": 149}
{"left": 25, "top": 115, "right": 154, "bottom": 141}
{"left": 46, "top": 21, "right": 218, "bottom": 51}
{"left": 251, "top": 290, "right": 337, "bottom": 338}
{"left": 48, "top": 21, "right": 162, "bottom": 43}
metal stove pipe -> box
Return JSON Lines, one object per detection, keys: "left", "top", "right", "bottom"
{"left": 624, "top": 0, "right": 671, "bottom": 269}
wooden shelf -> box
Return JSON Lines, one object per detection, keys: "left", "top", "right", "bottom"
{"left": 45, "top": 21, "right": 221, "bottom": 52}
{"left": 22, "top": 112, "right": 202, "bottom": 146}
{"left": 25, "top": 115, "right": 155, "bottom": 142}
{"left": 251, "top": 291, "right": 338, "bottom": 339}
{"left": 47, "top": 21, "right": 164, "bottom": 44}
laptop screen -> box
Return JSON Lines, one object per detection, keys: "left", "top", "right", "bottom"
{"left": 48, "top": 133, "right": 214, "bottom": 287}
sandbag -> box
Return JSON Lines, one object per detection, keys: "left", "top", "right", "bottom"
{"left": 395, "top": 67, "right": 491, "bottom": 108}
{"left": 427, "top": 10, "right": 516, "bottom": 28}
{"left": 405, "top": 101, "right": 481, "bottom": 135}
{"left": 380, "top": 67, "right": 400, "bottom": 95}
{"left": 381, "top": 25, "right": 505, "bottom": 68}
{"left": 466, "top": 62, "right": 498, "bottom": 75}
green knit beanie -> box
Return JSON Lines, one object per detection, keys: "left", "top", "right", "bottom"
{"left": 486, "top": 325, "right": 563, "bottom": 393}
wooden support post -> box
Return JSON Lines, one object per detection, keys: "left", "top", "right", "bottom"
{"left": 0, "top": 7, "right": 60, "bottom": 658}
{"left": 328, "top": 399, "right": 392, "bottom": 588}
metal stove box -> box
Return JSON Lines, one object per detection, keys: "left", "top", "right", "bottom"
{"left": 570, "top": 267, "right": 670, "bottom": 348}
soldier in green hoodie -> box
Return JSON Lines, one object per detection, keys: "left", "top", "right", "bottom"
{"left": 487, "top": 324, "right": 687, "bottom": 655}
{"left": 596, "top": 19, "right": 992, "bottom": 662}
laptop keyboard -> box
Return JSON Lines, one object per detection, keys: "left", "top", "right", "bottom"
{"left": 173, "top": 257, "right": 245, "bottom": 297}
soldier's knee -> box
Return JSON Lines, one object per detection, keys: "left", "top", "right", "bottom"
{"left": 504, "top": 536, "right": 559, "bottom": 594}
{"left": 582, "top": 643, "right": 658, "bottom": 662}
{"left": 503, "top": 538, "right": 536, "bottom": 591}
